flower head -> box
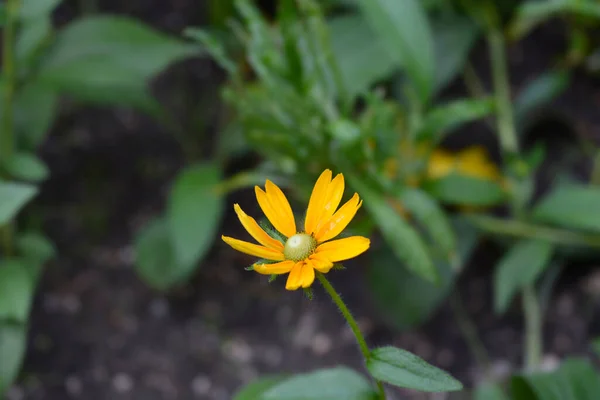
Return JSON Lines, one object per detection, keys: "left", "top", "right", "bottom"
{"left": 222, "top": 170, "right": 370, "bottom": 290}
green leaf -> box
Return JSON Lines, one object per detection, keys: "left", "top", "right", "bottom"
{"left": 511, "top": 358, "right": 600, "bottom": 400}
{"left": 347, "top": 174, "right": 438, "bottom": 283}
{"left": 368, "top": 217, "right": 478, "bottom": 330}
{"left": 0, "top": 182, "right": 38, "bottom": 225}
{"left": 0, "top": 260, "right": 34, "bottom": 323}
{"left": 367, "top": 346, "right": 463, "bottom": 392}
{"left": 514, "top": 70, "right": 569, "bottom": 128}
{"left": 420, "top": 98, "right": 495, "bottom": 142}
{"left": 37, "top": 16, "right": 200, "bottom": 109}
{"left": 184, "top": 28, "right": 238, "bottom": 76}
{"left": 167, "top": 163, "right": 224, "bottom": 268}
{"left": 0, "top": 323, "right": 27, "bottom": 394}
{"left": 474, "top": 382, "right": 509, "bottom": 400}
{"left": 15, "top": 83, "right": 59, "bottom": 150}
{"left": 532, "top": 184, "right": 600, "bottom": 232}
{"left": 262, "top": 367, "right": 377, "bottom": 400}
{"left": 432, "top": 14, "right": 479, "bottom": 92}
{"left": 592, "top": 337, "right": 600, "bottom": 356}
{"left": 19, "top": 0, "right": 61, "bottom": 19}
{"left": 399, "top": 188, "right": 455, "bottom": 260}
{"left": 494, "top": 239, "right": 554, "bottom": 313}
{"left": 426, "top": 173, "right": 506, "bottom": 207}
{"left": 328, "top": 13, "right": 398, "bottom": 99}
{"left": 16, "top": 14, "right": 53, "bottom": 65}
{"left": 355, "top": 0, "right": 435, "bottom": 103}
{"left": 16, "top": 232, "right": 55, "bottom": 265}
{"left": 233, "top": 375, "right": 287, "bottom": 400}
{"left": 16, "top": 231, "right": 56, "bottom": 280}
{"left": 509, "top": 1, "right": 600, "bottom": 40}
{"left": 4, "top": 152, "right": 49, "bottom": 182}
{"left": 134, "top": 217, "right": 191, "bottom": 290}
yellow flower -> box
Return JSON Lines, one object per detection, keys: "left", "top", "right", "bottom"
{"left": 427, "top": 146, "right": 502, "bottom": 182}
{"left": 222, "top": 170, "right": 370, "bottom": 290}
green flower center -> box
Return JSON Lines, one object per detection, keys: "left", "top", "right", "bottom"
{"left": 283, "top": 233, "right": 317, "bottom": 261}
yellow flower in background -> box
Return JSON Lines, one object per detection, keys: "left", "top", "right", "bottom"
{"left": 222, "top": 170, "right": 370, "bottom": 290}
{"left": 427, "top": 145, "right": 502, "bottom": 182}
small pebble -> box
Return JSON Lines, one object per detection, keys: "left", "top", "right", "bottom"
{"left": 149, "top": 298, "right": 169, "bottom": 318}
{"left": 191, "top": 376, "right": 211, "bottom": 396}
{"left": 65, "top": 376, "right": 83, "bottom": 396}
{"left": 112, "top": 373, "right": 134, "bottom": 393}
{"left": 540, "top": 354, "right": 560, "bottom": 372}
{"left": 311, "top": 333, "right": 332, "bottom": 355}
{"left": 224, "top": 339, "right": 253, "bottom": 363}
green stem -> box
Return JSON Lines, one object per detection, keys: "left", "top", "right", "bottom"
{"left": 316, "top": 272, "right": 386, "bottom": 399}
{"left": 1, "top": 0, "right": 19, "bottom": 257}
{"left": 450, "top": 293, "right": 491, "bottom": 376}
{"left": 523, "top": 285, "right": 542, "bottom": 370}
{"left": 488, "top": 28, "right": 519, "bottom": 156}
{"left": 466, "top": 215, "right": 600, "bottom": 249}
{"left": 1, "top": 0, "right": 17, "bottom": 163}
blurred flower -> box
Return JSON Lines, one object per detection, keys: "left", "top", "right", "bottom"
{"left": 428, "top": 146, "right": 502, "bottom": 182}
{"left": 222, "top": 170, "right": 370, "bottom": 290}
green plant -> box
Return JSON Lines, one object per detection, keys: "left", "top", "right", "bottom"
{"left": 177, "top": 0, "right": 600, "bottom": 398}
{"left": 0, "top": 0, "right": 201, "bottom": 394}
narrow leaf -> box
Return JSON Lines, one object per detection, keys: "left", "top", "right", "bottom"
{"left": 348, "top": 175, "right": 438, "bottom": 283}
{"left": 532, "top": 184, "right": 600, "bottom": 232}
{"left": 356, "top": 0, "right": 435, "bottom": 103}
{"left": 494, "top": 239, "right": 554, "bottom": 313}
{"left": 4, "top": 152, "right": 49, "bottom": 182}
{"left": 514, "top": 70, "right": 569, "bottom": 128}
{"left": 420, "top": 98, "right": 495, "bottom": 142}
{"left": 426, "top": 173, "right": 506, "bottom": 207}
{"left": 328, "top": 14, "right": 398, "bottom": 99}
{"left": 0, "top": 260, "right": 35, "bottom": 323}
{"left": 367, "top": 346, "right": 463, "bottom": 392}
{"left": 432, "top": 14, "right": 479, "bottom": 92}
{"left": 262, "top": 367, "right": 377, "bottom": 400}
{"left": 399, "top": 188, "right": 456, "bottom": 260}
{"left": 0, "top": 324, "right": 27, "bottom": 394}
{"left": 134, "top": 217, "right": 189, "bottom": 290}
{"left": 0, "top": 182, "right": 38, "bottom": 225}
{"left": 368, "top": 217, "right": 479, "bottom": 330}
{"left": 167, "top": 163, "right": 224, "bottom": 268}
{"left": 233, "top": 375, "right": 287, "bottom": 400}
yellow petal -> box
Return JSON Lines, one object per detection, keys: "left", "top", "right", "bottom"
{"left": 315, "top": 193, "right": 361, "bottom": 243}
{"left": 427, "top": 149, "right": 455, "bottom": 179}
{"left": 315, "top": 236, "right": 370, "bottom": 262}
{"left": 304, "top": 169, "right": 332, "bottom": 234}
{"left": 265, "top": 180, "right": 296, "bottom": 236}
{"left": 234, "top": 204, "right": 284, "bottom": 251}
{"left": 285, "top": 262, "right": 304, "bottom": 290}
{"left": 456, "top": 146, "right": 500, "bottom": 181}
{"left": 316, "top": 173, "right": 345, "bottom": 230}
{"left": 308, "top": 255, "right": 333, "bottom": 273}
{"left": 222, "top": 235, "right": 284, "bottom": 261}
{"left": 300, "top": 262, "right": 315, "bottom": 288}
{"left": 254, "top": 260, "right": 295, "bottom": 275}
{"left": 255, "top": 186, "right": 294, "bottom": 238}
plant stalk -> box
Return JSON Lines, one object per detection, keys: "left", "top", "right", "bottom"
{"left": 466, "top": 215, "right": 600, "bottom": 249}
{"left": 523, "top": 285, "right": 542, "bottom": 370}
{"left": 450, "top": 293, "right": 491, "bottom": 376}
{"left": 316, "top": 272, "right": 386, "bottom": 399}
{"left": 1, "top": 0, "right": 17, "bottom": 163}
{"left": 488, "top": 29, "right": 519, "bottom": 156}
{"left": 0, "top": 0, "right": 19, "bottom": 256}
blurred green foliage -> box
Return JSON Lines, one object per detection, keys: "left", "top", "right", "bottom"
{"left": 2, "top": 0, "right": 600, "bottom": 397}
{"left": 0, "top": 0, "right": 201, "bottom": 393}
